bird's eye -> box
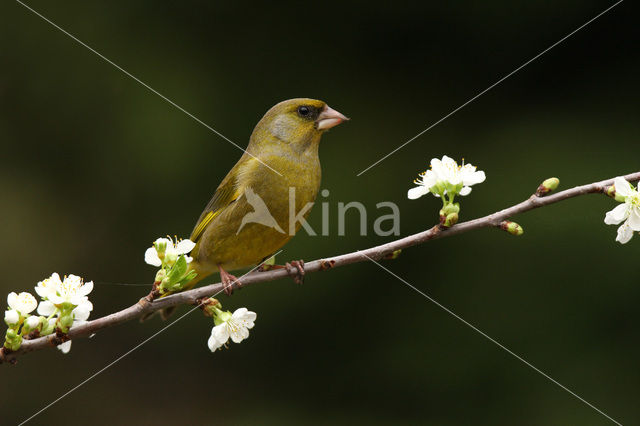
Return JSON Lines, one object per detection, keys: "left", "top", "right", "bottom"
{"left": 297, "top": 106, "right": 310, "bottom": 117}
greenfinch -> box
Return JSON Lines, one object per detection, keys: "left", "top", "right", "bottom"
{"left": 185, "top": 98, "right": 348, "bottom": 295}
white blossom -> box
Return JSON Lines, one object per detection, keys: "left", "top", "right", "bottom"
{"left": 604, "top": 177, "right": 640, "bottom": 244}
{"left": 408, "top": 155, "right": 486, "bottom": 200}
{"left": 35, "top": 273, "right": 94, "bottom": 322}
{"left": 7, "top": 292, "right": 37, "bottom": 316}
{"left": 50, "top": 275, "right": 93, "bottom": 306}
{"left": 35, "top": 273, "right": 63, "bottom": 300}
{"left": 145, "top": 237, "right": 196, "bottom": 267}
{"left": 37, "top": 299, "right": 92, "bottom": 321}
{"left": 208, "top": 308, "right": 257, "bottom": 352}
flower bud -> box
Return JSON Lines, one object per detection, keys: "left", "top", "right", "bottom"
{"left": 4, "top": 309, "right": 19, "bottom": 326}
{"left": 57, "top": 313, "right": 74, "bottom": 333}
{"left": 442, "top": 202, "right": 460, "bottom": 215}
{"left": 4, "top": 328, "right": 22, "bottom": 351}
{"left": 154, "top": 239, "right": 168, "bottom": 254}
{"left": 439, "top": 202, "right": 460, "bottom": 225}
{"left": 443, "top": 212, "right": 459, "bottom": 228}
{"left": 500, "top": 221, "right": 524, "bottom": 236}
{"left": 536, "top": 177, "right": 560, "bottom": 196}
{"left": 200, "top": 298, "right": 222, "bottom": 317}
{"left": 384, "top": 249, "right": 402, "bottom": 260}
{"left": 41, "top": 318, "right": 56, "bottom": 336}
{"left": 26, "top": 315, "right": 40, "bottom": 330}
{"left": 154, "top": 268, "right": 167, "bottom": 283}
{"left": 605, "top": 185, "right": 627, "bottom": 202}
{"left": 21, "top": 315, "right": 41, "bottom": 335}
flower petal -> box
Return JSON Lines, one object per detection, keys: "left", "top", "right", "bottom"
{"left": 208, "top": 334, "right": 222, "bottom": 352}
{"left": 49, "top": 294, "right": 64, "bottom": 305}
{"left": 604, "top": 203, "right": 629, "bottom": 225}
{"left": 229, "top": 328, "right": 246, "bottom": 343}
{"left": 243, "top": 311, "right": 257, "bottom": 323}
{"left": 7, "top": 292, "right": 17, "bottom": 310}
{"left": 459, "top": 186, "right": 472, "bottom": 196}
{"left": 37, "top": 300, "right": 55, "bottom": 316}
{"left": 441, "top": 155, "right": 456, "bottom": 166}
{"left": 232, "top": 308, "right": 248, "bottom": 318}
{"left": 407, "top": 186, "right": 429, "bottom": 200}
{"left": 616, "top": 224, "right": 634, "bottom": 244}
{"left": 35, "top": 286, "right": 50, "bottom": 299}
{"left": 73, "top": 302, "right": 92, "bottom": 321}
{"left": 176, "top": 239, "right": 196, "bottom": 255}
{"left": 66, "top": 274, "right": 82, "bottom": 285}
{"left": 144, "top": 247, "right": 162, "bottom": 267}
{"left": 627, "top": 208, "right": 640, "bottom": 231}
{"left": 613, "top": 177, "right": 632, "bottom": 198}
{"left": 213, "top": 324, "right": 229, "bottom": 344}
{"left": 422, "top": 172, "right": 437, "bottom": 189}
{"left": 57, "top": 341, "right": 72, "bottom": 354}
{"left": 79, "top": 281, "right": 94, "bottom": 297}
{"left": 465, "top": 170, "right": 486, "bottom": 185}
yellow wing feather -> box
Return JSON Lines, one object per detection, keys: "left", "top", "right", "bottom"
{"left": 190, "top": 210, "right": 221, "bottom": 243}
{"left": 189, "top": 155, "right": 260, "bottom": 244}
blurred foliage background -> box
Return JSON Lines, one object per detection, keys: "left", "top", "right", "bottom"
{"left": 1, "top": 0, "right": 638, "bottom": 424}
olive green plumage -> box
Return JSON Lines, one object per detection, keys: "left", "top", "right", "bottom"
{"left": 186, "top": 98, "right": 346, "bottom": 287}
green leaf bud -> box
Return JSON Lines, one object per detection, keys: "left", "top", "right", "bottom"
{"left": 605, "top": 185, "right": 627, "bottom": 202}
{"left": 443, "top": 212, "right": 459, "bottom": 228}
{"left": 57, "top": 313, "right": 74, "bottom": 333}
{"left": 384, "top": 249, "right": 402, "bottom": 260}
{"left": 442, "top": 202, "right": 460, "bottom": 215}
{"left": 536, "top": 177, "right": 560, "bottom": 196}
{"left": 500, "top": 221, "right": 524, "bottom": 236}
{"left": 4, "top": 328, "right": 22, "bottom": 351}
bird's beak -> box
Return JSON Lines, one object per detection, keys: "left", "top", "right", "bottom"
{"left": 316, "top": 105, "right": 349, "bottom": 130}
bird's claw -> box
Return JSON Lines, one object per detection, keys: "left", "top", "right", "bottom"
{"left": 219, "top": 267, "right": 240, "bottom": 296}
{"left": 285, "top": 260, "right": 305, "bottom": 285}
{"left": 256, "top": 259, "right": 305, "bottom": 284}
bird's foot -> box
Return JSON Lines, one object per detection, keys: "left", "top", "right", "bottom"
{"left": 257, "top": 259, "right": 305, "bottom": 284}
{"left": 285, "top": 260, "right": 305, "bottom": 285}
{"left": 219, "top": 266, "right": 240, "bottom": 296}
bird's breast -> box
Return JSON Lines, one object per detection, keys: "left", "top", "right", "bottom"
{"left": 196, "top": 152, "right": 321, "bottom": 271}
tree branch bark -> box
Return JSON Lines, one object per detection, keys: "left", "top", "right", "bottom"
{"left": 3, "top": 171, "right": 639, "bottom": 364}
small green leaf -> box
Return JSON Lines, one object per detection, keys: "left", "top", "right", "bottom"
{"left": 167, "top": 255, "right": 187, "bottom": 284}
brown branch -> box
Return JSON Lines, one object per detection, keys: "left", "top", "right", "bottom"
{"left": 2, "top": 171, "right": 639, "bottom": 364}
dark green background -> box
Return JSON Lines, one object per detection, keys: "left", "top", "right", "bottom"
{"left": 1, "top": 1, "right": 638, "bottom": 424}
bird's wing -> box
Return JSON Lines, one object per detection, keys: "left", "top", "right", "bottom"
{"left": 190, "top": 155, "right": 258, "bottom": 243}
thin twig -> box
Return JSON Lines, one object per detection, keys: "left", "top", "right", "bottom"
{"left": 2, "top": 171, "right": 639, "bottom": 364}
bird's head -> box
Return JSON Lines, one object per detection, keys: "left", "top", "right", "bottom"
{"left": 250, "top": 98, "right": 348, "bottom": 153}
